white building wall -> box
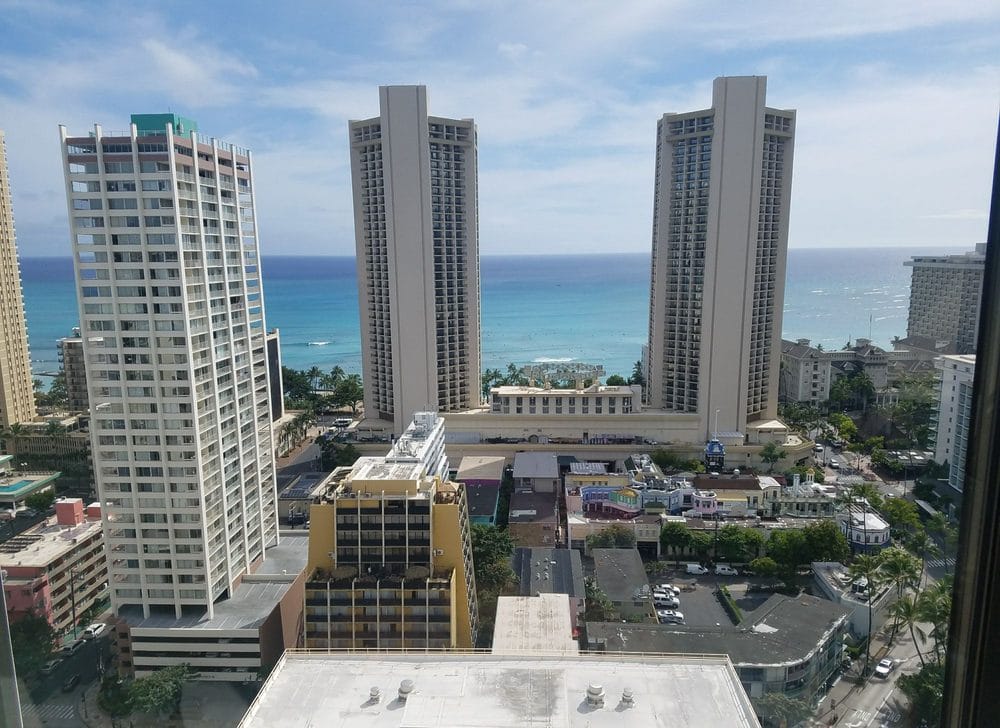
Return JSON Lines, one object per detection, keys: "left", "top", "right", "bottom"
{"left": 60, "top": 120, "right": 278, "bottom": 619}
{"left": 934, "top": 354, "right": 976, "bottom": 491}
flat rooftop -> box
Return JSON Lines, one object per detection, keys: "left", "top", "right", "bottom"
{"left": 592, "top": 548, "right": 648, "bottom": 603}
{"left": 508, "top": 491, "right": 557, "bottom": 524}
{"left": 512, "top": 547, "right": 585, "bottom": 599}
{"left": 466, "top": 484, "right": 500, "bottom": 519}
{"left": 588, "top": 593, "right": 849, "bottom": 666}
{"left": 457, "top": 455, "right": 506, "bottom": 482}
{"left": 239, "top": 652, "right": 759, "bottom": 728}
{"left": 0, "top": 517, "right": 102, "bottom": 567}
{"left": 492, "top": 594, "right": 578, "bottom": 655}
{"left": 569, "top": 462, "right": 609, "bottom": 476}
{"left": 123, "top": 535, "right": 308, "bottom": 632}
{"left": 350, "top": 457, "right": 425, "bottom": 483}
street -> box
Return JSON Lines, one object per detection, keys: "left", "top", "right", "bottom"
{"left": 21, "top": 635, "right": 111, "bottom": 728}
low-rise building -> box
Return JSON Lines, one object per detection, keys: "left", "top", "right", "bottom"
{"left": 812, "top": 561, "right": 895, "bottom": 639}
{"left": 591, "top": 548, "right": 652, "bottom": 620}
{"left": 490, "top": 384, "right": 641, "bottom": 418}
{"left": 837, "top": 502, "right": 891, "bottom": 553}
{"left": 492, "top": 593, "right": 578, "bottom": 655}
{"left": 1, "top": 498, "right": 106, "bottom": 635}
{"left": 457, "top": 455, "right": 506, "bottom": 525}
{"left": 117, "top": 534, "right": 308, "bottom": 683}
{"left": 512, "top": 452, "right": 559, "bottom": 492}
{"left": 507, "top": 489, "right": 559, "bottom": 547}
{"left": 511, "top": 547, "right": 585, "bottom": 618}
{"left": 588, "top": 593, "right": 849, "bottom": 704}
{"left": 240, "top": 652, "right": 761, "bottom": 728}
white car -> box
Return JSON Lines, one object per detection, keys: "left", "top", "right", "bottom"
{"left": 656, "top": 583, "right": 681, "bottom": 596}
{"left": 715, "top": 564, "right": 739, "bottom": 576}
{"left": 813, "top": 443, "right": 824, "bottom": 452}
{"left": 686, "top": 564, "right": 709, "bottom": 575}
{"left": 657, "top": 609, "right": 685, "bottom": 623}
{"left": 653, "top": 595, "right": 680, "bottom": 609}
{"left": 874, "top": 658, "right": 894, "bottom": 678}
{"left": 82, "top": 623, "right": 108, "bottom": 639}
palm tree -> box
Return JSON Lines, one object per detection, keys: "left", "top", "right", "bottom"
{"left": 307, "top": 366, "right": 323, "bottom": 393}
{"left": 888, "top": 594, "right": 927, "bottom": 667}
{"left": 849, "top": 553, "right": 883, "bottom": 674}
{"left": 904, "top": 529, "right": 940, "bottom": 588}
{"left": 878, "top": 547, "right": 921, "bottom": 644}
{"left": 918, "top": 578, "right": 953, "bottom": 663}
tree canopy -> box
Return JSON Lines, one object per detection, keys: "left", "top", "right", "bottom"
{"left": 129, "top": 665, "right": 194, "bottom": 716}
{"left": 586, "top": 524, "right": 637, "bottom": 550}
{"left": 9, "top": 612, "right": 56, "bottom": 676}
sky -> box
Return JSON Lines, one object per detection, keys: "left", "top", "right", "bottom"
{"left": 0, "top": 0, "right": 997, "bottom": 257}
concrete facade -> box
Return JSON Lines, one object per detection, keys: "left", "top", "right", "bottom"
{"left": 351, "top": 86, "right": 480, "bottom": 434}
{"left": 905, "top": 245, "right": 985, "bottom": 354}
{"left": 934, "top": 354, "right": 975, "bottom": 492}
{"left": 647, "top": 76, "right": 795, "bottom": 441}
{"left": 0, "top": 130, "right": 38, "bottom": 429}
{"left": 57, "top": 332, "right": 89, "bottom": 412}
{"left": 60, "top": 115, "right": 279, "bottom": 619}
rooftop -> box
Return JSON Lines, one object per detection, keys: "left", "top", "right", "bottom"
{"left": 508, "top": 491, "right": 558, "bottom": 524}
{"left": 349, "top": 457, "right": 425, "bottom": 483}
{"left": 512, "top": 452, "right": 559, "bottom": 480}
{"left": 591, "top": 548, "right": 648, "bottom": 603}
{"left": 239, "top": 652, "right": 760, "bottom": 728}
{"left": 588, "top": 593, "right": 849, "bottom": 666}
{"left": 569, "top": 462, "right": 609, "bottom": 476}
{"left": 692, "top": 474, "right": 762, "bottom": 492}
{"left": 465, "top": 483, "right": 501, "bottom": 518}
{"left": 512, "top": 547, "right": 585, "bottom": 599}
{"left": 492, "top": 594, "right": 579, "bottom": 655}
{"left": 0, "top": 515, "right": 102, "bottom": 567}
{"left": 456, "top": 455, "right": 506, "bottom": 482}
{"left": 122, "top": 535, "right": 308, "bottom": 632}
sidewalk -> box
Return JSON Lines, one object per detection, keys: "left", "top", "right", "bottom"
{"left": 79, "top": 680, "right": 114, "bottom": 728}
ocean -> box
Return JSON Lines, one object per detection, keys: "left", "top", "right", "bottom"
{"left": 20, "top": 246, "right": 966, "bottom": 383}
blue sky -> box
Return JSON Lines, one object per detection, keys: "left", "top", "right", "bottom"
{"left": 1, "top": 0, "right": 997, "bottom": 256}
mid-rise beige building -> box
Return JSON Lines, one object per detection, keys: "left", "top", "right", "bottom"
{"left": 0, "top": 130, "right": 38, "bottom": 429}
{"left": 647, "top": 77, "right": 795, "bottom": 440}
{"left": 350, "top": 86, "right": 481, "bottom": 434}
{"left": 57, "top": 331, "right": 89, "bottom": 412}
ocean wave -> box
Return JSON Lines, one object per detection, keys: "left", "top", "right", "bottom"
{"left": 532, "top": 357, "right": 575, "bottom": 363}
{"left": 305, "top": 341, "right": 330, "bottom": 346}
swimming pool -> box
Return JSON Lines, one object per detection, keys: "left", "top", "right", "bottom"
{"left": 0, "top": 480, "right": 35, "bottom": 494}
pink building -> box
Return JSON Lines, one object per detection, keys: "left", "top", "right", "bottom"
{"left": 1, "top": 498, "right": 106, "bottom": 635}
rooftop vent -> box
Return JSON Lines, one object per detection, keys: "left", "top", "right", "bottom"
{"left": 398, "top": 679, "right": 415, "bottom": 702}
{"left": 369, "top": 686, "right": 381, "bottom": 703}
{"left": 620, "top": 687, "right": 635, "bottom": 707}
{"left": 586, "top": 684, "right": 605, "bottom": 708}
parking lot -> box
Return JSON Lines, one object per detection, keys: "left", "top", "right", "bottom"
{"left": 648, "top": 569, "right": 773, "bottom": 628}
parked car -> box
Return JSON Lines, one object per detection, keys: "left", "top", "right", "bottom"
{"left": 333, "top": 418, "right": 352, "bottom": 428}
{"left": 82, "top": 623, "right": 107, "bottom": 639}
{"left": 874, "top": 658, "right": 895, "bottom": 678}
{"left": 16, "top": 508, "right": 39, "bottom": 519}
{"left": 686, "top": 564, "right": 709, "bottom": 575}
{"left": 653, "top": 596, "right": 680, "bottom": 609}
{"left": 61, "top": 640, "right": 85, "bottom": 656}
{"left": 656, "top": 583, "right": 681, "bottom": 596}
{"left": 813, "top": 443, "right": 824, "bottom": 452}
{"left": 657, "top": 609, "right": 685, "bottom": 623}
{"left": 61, "top": 673, "right": 81, "bottom": 692}
{"left": 714, "top": 564, "right": 739, "bottom": 576}
{"left": 39, "top": 658, "right": 63, "bottom": 676}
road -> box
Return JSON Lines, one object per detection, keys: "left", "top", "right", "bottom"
{"left": 21, "top": 634, "right": 111, "bottom": 727}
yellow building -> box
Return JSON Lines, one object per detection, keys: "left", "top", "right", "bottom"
{"left": 0, "top": 130, "right": 37, "bottom": 430}
{"left": 304, "top": 459, "right": 478, "bottom": 649}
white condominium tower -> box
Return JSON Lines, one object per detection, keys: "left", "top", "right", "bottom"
{"left": 904, "top": 245, "right": 986, "bottom": 354}
{"left": 60, "top": 114, "right": 278, "bottom": 619}
{"left": 647, "top": 76, "right": 795, "bottom": 439}
{"left": 350, "top": 86, "right": 480, "bottom": 435}
{"left": 0, "top": 130, "right": 38, "bottom": 429}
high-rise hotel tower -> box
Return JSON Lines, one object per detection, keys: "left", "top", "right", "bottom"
{"left": 60, "top": 115, "right": 279, "bottom": 619}
{"left": 350, "top": 86, "right": 480, "bottom": 435}
{"left": 647, "top": 76, "right": 795, "bottom": 439}
{"left": 0, "top": 130, "right": 38, "bottom": 429}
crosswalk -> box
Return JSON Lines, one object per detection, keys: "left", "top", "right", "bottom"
{"left": 926, "top": 556, "right": 956, "bottom": 569}
{"left": 20, "top": 701, "right": 76, "bottom": 721}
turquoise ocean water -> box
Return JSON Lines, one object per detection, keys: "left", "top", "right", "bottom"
{"left": 20, "top": 246, "right": 966, "bottom": 383}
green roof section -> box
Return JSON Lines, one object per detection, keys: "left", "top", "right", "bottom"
{"left": 130, "top": 113, "right": 199, "bottom": 135}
